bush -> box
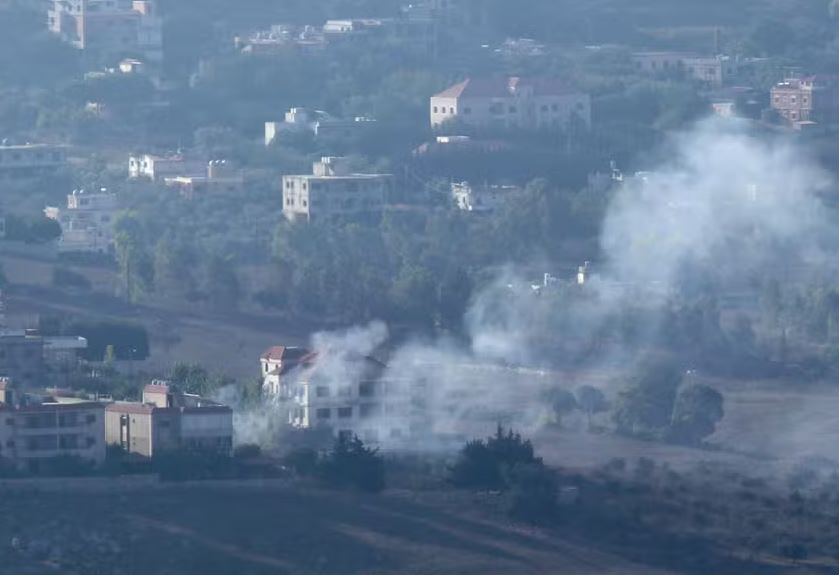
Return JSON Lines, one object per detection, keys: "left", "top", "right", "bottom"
{"left": 318, "top": 435, "right": 385, "bottom": 493}
{"left": 449, "top": 426, "right": 541, "bottom": 490}
{"left": 502, "top": 463, "right": 559, "bottom": 523}
{"left": 283, "top": 447, "right": 319, "bottom": 476}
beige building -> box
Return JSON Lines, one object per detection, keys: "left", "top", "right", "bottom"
{"left": 282, "top": 157, "right": 390, "bottom": 222}
{"left": 631, "top": 52, "right": 735, "bottom": 88}
{"left": 105, "top": 381, "right": 233, "bottom": 459}
{"left": 0, "top": 380, "right": 106, "bottom": 473}
{"left": 770, "top": 76, "right": 839, "bottom": 125}
{"left": 45, "top": 188, "right": 118, "bottom": 254}
{"left": 48, "top": 0, "right": 163, "bottom": 65}
{"left": 430, "top": 76, "right": 591, "bottom": 131}
{"left": 164, "top": 160, "right": 245, "bottom": 198}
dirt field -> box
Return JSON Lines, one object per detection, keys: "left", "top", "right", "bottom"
{"left": 0, "top": 479, "right": 681, "bottom": 575}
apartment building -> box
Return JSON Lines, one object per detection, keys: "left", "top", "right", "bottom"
{"left": 282, "top": 157, "right": 390, "bottom": 222}
{"left": 48, "top": 0, "right": 163, "bottom": 65}
{"left": 105, "top": 381, "right": 233, "bottom": 459}
{"left": 0, "top": 381, "right": 106, "bottom": 473}
{"left": 0, "top": 144, "right": 66, "bottom": 175}
{"left": 430, "top": 76, "right": 591, "bottom": 131}
{"left": 45, "top": 188, "right": 118, "bottom": 255}
{"left": 770, "top": 76, "right": 839, "bottom": 125}
{"left": 260, "top": 347, "right": 422, "bottom": 444}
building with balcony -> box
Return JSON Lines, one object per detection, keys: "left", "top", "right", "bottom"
{"left": 451, "top": 181, "right": 522, "bottom": 212}
{"left": 0, "top": 380, "right": 106, "bottom": 473}
{"left": 105, "top": 381, "right": 233, "bottom": 459}
{"left": 282, "top": 157, "right": 390, "bottom": 222}
{"left": 45, "top": 188, "right": 118, "bottom": 254}
{"left": 128, "top": 154, "right": 205, "bottom": 182}
{"left": 260, "top": 346, "right": 423, "bottom": 445}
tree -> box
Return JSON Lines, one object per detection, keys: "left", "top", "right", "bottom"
{"left": 613, "top": 358, "right": 684, "bottom": 438}
{"left": 449, "top": 426, "right": 541, "bottom": 490}
{"left": 502, "top": 463, "right": 558, "bottom": 523}
{"left": 114, "top": 212, "right": 154, "bottom": 302}
{"left": 318, "top": 434, "right": 385, "bottom": 493}
{"left": 545, "top": 388, "right": 577, "bottom": 428}
{"left": 575, "top": 385, "right": 608, "bottom": 429}
{"left": 203, "top": 254, "right": 240, "bottom": 310}
{"left": 668, "top": 384, "right": 724, "bottom": 446}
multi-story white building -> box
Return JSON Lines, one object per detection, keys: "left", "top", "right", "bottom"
{"left": 451, "top": 181, "right": 522, "bottom": 212}
{"left": 48, "top": 0, "right": 163, "bottom": 65}
{"left": 282, "top": 157, "right": 390, "bottom": 222}
{"left": 45, "top": 189, "right": 118, "bottom": 255}
{"left": 0, "top": 144, "right": 66, "bottom": 175}
{"left": 128, "top": 154, "right": 205, "bottom": 182}
{"left": 260, "top": 347, "right": 420, "bottom": 445}
{"left": 430, "top": 76, "right": 591, "bottom": 131}
{"left": 0, "top": 380, "right": 106, "bottom": 474}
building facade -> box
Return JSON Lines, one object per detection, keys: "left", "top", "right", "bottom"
{"left": 45, "top": 188, "right": 118, "bottom": 254}
{"left": 770, "top": 76, "right": 839, "bottom": 125}
{"left": 265, "top": 107, "right": 375, "bottom": 146}
{"left": 0, "top": 144, "right": 66, "bottom": 175}
{"left": 430, "top": 76, "right": 591, "bottom": 131}
{"left": 128, "top": 154, "right": 205, "bottom": 182}
{"left": 0, "top": 381, "right": 106, "bottom": 473}
{"left": 282, "top": 157, "right": 390, "bottom": 222}
{"left": 631, "top": 52, "right": 735, "bottom": 88}
{"left": 164, "top": 160, "right": 245, "bottom": 198}
{"left": 105, "top": 382, "right": 233, "bottom": 459}
{"left": 48, "top": 0, "right": 163, "bottom": 65}
{"left": 260, "top": 347, "right": 422, "bottom": 445}
{"left": 451, "top": 181, "right": 522, "bottom": 212}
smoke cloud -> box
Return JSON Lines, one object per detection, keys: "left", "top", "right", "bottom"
{"left": 231, "top": 118, "right": 839, "bottom": 461}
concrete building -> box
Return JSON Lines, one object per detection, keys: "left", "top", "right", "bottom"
{"left": 631, "top": 52, "right": 735, "bottom": 88}
{"left": 260, "top": 347, "right": 419, "bottom": 444}
{"left": 0, "top": 380, "right": 106, "bottom": 473}
{"left": 451, "top": 181, "right": 522, "bottom": 212}
{"left": 265, "top": 107, "right": 375, "bottom": 146}
{"left": 105, "top": 381, "right": 233, "bottom": 459}
{"left": 128, "top": 154, "right": 204, "bottom": 182}
{"left": 770, "top": 76, "right": 839, "bottom": 125}
{"left": 430, "top": 76, "right": 591, "bottom": 131}
{"left": 48, "top": 0, "right": 163, "bottom": 65}
{"left": 282, "top": 157, "right": 390, "bottom": 222}
{"left": 0, "top": 330, "right": 88, "bottom": 388}
{"left": 164, "top": 160, "right": 244, "bottom": 198}
{"left": 45, "top": 188, "right": 118, "bottom": 255}
{"left": 0, "top": 144, "right": 66, "bottom": 175}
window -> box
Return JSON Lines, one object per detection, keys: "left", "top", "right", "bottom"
{"left": 59, "top": 435, "right": 79, "bottom": 450}
{"left": 551, "top": 104, "right": 559, "bottom": 112}
{"left": 316, "top": 386, "right": 330, "bottom": 398}
{"left": 433, "top": 106, "right": 438, "bottom": 113}
{"left": 359, "top": 382, "right": 376, "bottom": 397}
{"left": 338, "top": 386, "right": 352, "bottom": 397}
{"left": 316, "top": 408, "right": 331, "bottom": 419}
{"left": 6, "top": 418, "right": 13, "bottom": 426}
{"left": 541, "top": 105, "right": 548, "bottom": 113}
{"left": 449, "top": 107, "right": 454, "bottom": 114}
{"left": 338, "top": 407, "right": 352, "bottom": 418}
{"left": 359, "top": 403, "right": 381, "bottom": 419}
{"left": 86, "top": 413, "right": 96, "bottom": 424}
{"left": 508, "top": 106, "right": 517, "bottom": 114}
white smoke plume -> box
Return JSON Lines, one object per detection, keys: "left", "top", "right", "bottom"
{"left": 233, "top": 118, "right": 839, "bottom": 458}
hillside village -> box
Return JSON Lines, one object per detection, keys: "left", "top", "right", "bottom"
{"left": 4, "top": 0, "right": 839, "bottom": 573}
